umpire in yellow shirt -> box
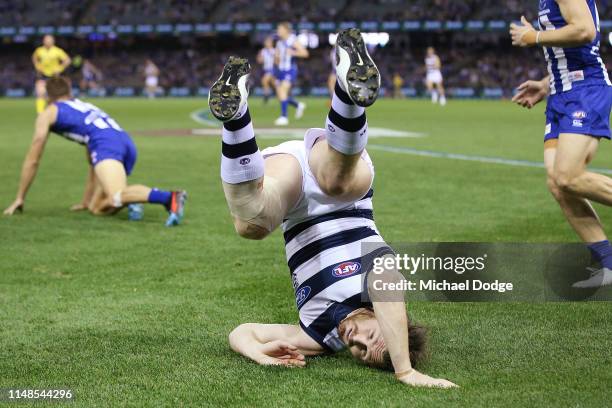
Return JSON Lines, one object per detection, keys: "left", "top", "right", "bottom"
{"left": 32, "top": 35, "right": 71, "bottom": 113}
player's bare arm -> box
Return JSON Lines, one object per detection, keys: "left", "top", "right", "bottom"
{"left": 229, "top": 323, "right": 324, "bottom": 367}
{"left": 511, "top": 0, "right": 596, "bottom": 47}
{"left": 512, "top": 75, "right": 551, "bottom": 109}
{"left": 4, "top": 105, "right": 57, "bottom": 215}
{"left": 368, "top": 260, "right": 457, "bottom": 388}
{"left": 290, "top": 40, "right": 309, "bottom": 59}
{"left": 70, "top": 151, "right": 96, "bottom": 211}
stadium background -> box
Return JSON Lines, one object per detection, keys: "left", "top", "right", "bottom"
{"left": 3, "top": 0, "right": 612, "bottom": 98}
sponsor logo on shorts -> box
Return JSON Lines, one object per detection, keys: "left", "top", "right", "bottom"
{"left": 572, "top": 119, "right": 583, "bottom": 128}
{"left": 572, "top": 111, "right": 587, "bottom": 119}
{"left": 332, "top": 261, "right": 361, "bottom": 278}
{"left": 239, "top": 157, "right": 251, "bottom": 165}
{"left": 296, "top": 286, "right": 311, "bottom": 307}
{"left": 568, "top": 70, "right": 585, "bottom": 83}
{"left": 90, "top": 151, "right": 98, "bottom": 164}
{"left": 328, "top": 124, "right": 336, "bottom": 133}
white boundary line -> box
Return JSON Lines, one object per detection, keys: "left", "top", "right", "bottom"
{"left": 367, "top": 144, "right": 612, "bottom": 175}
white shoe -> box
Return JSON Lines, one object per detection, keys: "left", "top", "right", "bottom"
{"left": 274, "top": 116, "right": 289, "bottom": 126}
{"left": 295, "top": 102, "right": 306, "bottom": 119}
{"left": 440, "top": 96, "right": 447, "bottom": 106}
{"left": 208, "top": 56, "right": 250, "bottom": 122}
{"left": 335, "top": 28, "right": 380, "bottom": 107}
{"left": 572, "top": 267, "right": 612, "bottom": 288}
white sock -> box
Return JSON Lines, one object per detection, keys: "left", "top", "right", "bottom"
{"left": 325, "top": 82, "right": 368, "bottom": 155}
{"left": 220, "top": 106, "right": 264, "bottom": 184}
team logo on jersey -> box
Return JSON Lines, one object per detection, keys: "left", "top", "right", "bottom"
{"left": 239, "top": 157, "right": 251, "bottom": 165}
{"left": 332, "top": 261, "right": 361, "bottom": 278}
{"left": 296, "top": 286, "right": 311, "bottom": 307}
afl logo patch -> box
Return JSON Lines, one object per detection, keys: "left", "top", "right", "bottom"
{"left": 332, "top": 261, "right": 361, "bottom": 278}
{"left": 296, "top": 286, "right": 311, "bottom": 307}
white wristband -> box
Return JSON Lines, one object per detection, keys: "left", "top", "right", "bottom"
{"left": 536, "top": 31, "right": 542, "bottom": 45}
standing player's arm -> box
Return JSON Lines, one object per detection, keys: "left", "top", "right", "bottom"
{"left": 290, "top": 41, "right": 309, "bottom": 59}
{"left": 229, "top": 323, "right": 324, "bottom": 366}
{"left": 368, "top": 261, "right": 457, "bottom": 388}
{"left": 512, "top": 75, "right": 551, "bottom": 109}
{"left": 435, "top": 56, "right": 441, "bottom": 70}
{"left": 256, "top": 50, "right": 264, "bottom": 65}
{"left": 31, "top": 50, "right": 42, "bottom": 73}
{"left": 510, "top": 0, "right": 596, "bottom": 47}
{"left": 58, "top": 49, "right": 72, "bottom": 74}
{"left": 3, "top": 106, "right": 57, "bottom": 215}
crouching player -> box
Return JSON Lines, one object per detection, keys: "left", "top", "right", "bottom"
{"left": 511, "top": 0, "right": 612, "bottom": 288}
{"left": 209, "top": 29, "right": 456, "bottom": 387}
{"left": 3, "top": 77, "right": 186, "bottom": 226}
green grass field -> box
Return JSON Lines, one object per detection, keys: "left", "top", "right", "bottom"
{"left": 1, "top": 97, "right": 611, "bottom": 407}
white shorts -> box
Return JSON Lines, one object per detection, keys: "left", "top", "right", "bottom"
{"left": 145, "top": 76, "right": 158, "bottom": 88}
{"left": 261, "top": 128, "right": 375, "bottom": 230}
{"left": 426, "top": 71, "right": 443, "bottom": 85}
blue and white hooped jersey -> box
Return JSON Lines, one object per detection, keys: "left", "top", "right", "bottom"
{"left": 538, "top": 0, "right": 611, "bottom": 95}
{"left": 50, "top": 99, "right": 125, "bottom": 145}
{"left": 261, "top": 47, "right": 275, "bottom": 72}
{"left": 276, "top": 34, "right": 297, "bottom": 71}
{"left": 262, "top": 129, "right": 392, "bottom": 352}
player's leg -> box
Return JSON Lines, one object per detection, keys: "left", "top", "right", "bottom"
{"left": 35, "top": 79, "right": 47, "bottom": 113}
{"left": 544, "top": 140, "right": 606, "bottom": 242}
{"left": 209, "top": 57, "right": 302, "bottom": 239}
{"left": 309, "top": 28, "right": 380, "bottom": 202}
{"left": 275, "top": 79, "right": 291, "bottom": 125}
{"left": 553, "top": 133, "right": 612, "bottom": 206}
{"left": 437, "top": 81, "right": 446, "bottom": 106}
{"left": 92, "top": 158, "right": 185, "bottom": 225}
{"left": 426, "top": 79, "right": 437, "bottom": 104}
{"left": 548, "top": 135, "right": 612, "bottom": 287}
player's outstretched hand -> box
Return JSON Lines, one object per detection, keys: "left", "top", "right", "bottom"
{"left": 258, "top": 340, "right": 306, "bottom": 368}
{"left": 4, "top": 198, "right": 24, "bottom": 216}
{"left": 510, "top": 16, "right": 537, "bottom": 47}
{"left": 397, "top": 369, "right": 458, "bottom": 388}
{"left": 70, "top": 203, "right": 88, "bottom": 211}
{"left": 512, "top": 79, "right": 549, "bottom": 109}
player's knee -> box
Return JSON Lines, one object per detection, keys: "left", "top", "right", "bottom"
{"left": 233, "top": 219, "right": 270, "bottom": 240}
{"left": 553, "top": 170, "right": 578, "bottom": 193}
{"left": 546, "top": 174, "right": 563, "bottom": 200}
{"left": 319, "top": 176, "right": 351, "bottom": 198}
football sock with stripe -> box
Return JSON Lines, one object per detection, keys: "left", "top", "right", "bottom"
{"left": 280, "top": 100, "right": 289, "bottom": 118}
{"left": 587, "top": 240, "right": 612, "bottom": 269}
{"left": 325, "top": 81, "right": 367, "bottom": 155}
{"left": 148, "top": 188, "right": 172, "bottom": 206}
{"left": 220, "top": 105, "right": 264, "bottom": 184}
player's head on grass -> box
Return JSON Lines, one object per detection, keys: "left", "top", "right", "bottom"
{"left": 338, "top": 308, "right": 427, "bottom": 369}
{"left": 277, "top": 22, "right": 291, "bottom": 39}
{"left": 46, "top": 76, "right": 72, "bottom": 103}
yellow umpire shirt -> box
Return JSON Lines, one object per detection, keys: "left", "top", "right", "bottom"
{"left": 33, "top": 46, "right": 69, "bottom": 78}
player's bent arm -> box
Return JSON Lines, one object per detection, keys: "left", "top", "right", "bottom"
{"left": 511, "top": 1, "right": 596, "bottom": 47}
{"left": 229, "top": 323, "right": 324, "bottom": 366}
{"left": 541, "top": 0, "right": 596, "bottom": 46}
{"left": 291, "top": 41, "right": 309, "bottom": 59}
{"left": 368, "top": 264, "right": 457, "bottom": 388}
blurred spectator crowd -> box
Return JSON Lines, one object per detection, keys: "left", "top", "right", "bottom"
{"left": 2, "top": 0, "right": 612, "bottom": 25}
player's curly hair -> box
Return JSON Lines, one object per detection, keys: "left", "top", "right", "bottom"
{"left": 382, "top": 320, "right": 428, "bottom": 370}
{"left": 46, "top": 76, "right": 72, "bottom": 102}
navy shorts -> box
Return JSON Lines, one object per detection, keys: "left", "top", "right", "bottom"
{"left": 89, "top": 132, "right": 138, "bottom": 176}
{"left": 544, "top": 85, "right": 612, "bottom": 142}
